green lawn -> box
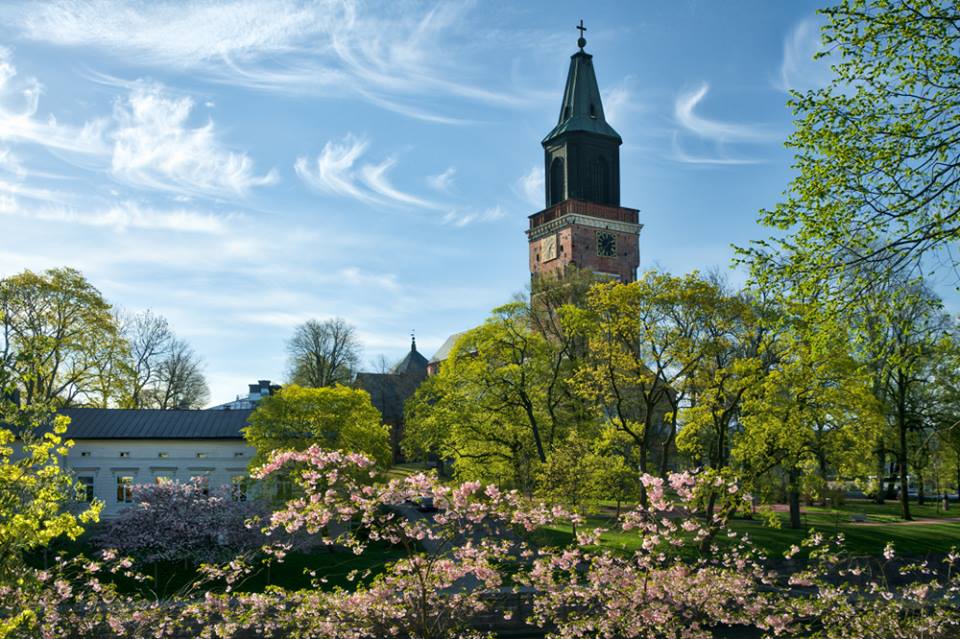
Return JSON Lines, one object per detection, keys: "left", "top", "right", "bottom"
{"left": 535, "top": 499, "right": 960, "bottom": 559}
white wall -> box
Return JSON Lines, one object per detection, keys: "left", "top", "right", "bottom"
{"left": 66, "top": 439, "right": 256, "bottom": 518}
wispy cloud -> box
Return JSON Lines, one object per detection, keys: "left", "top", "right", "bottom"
{"left": 777, "top": 16, "right": 832, "bottom": 93}
{"left": 0, "top": 199, "right": 232, "bottom": 233}
{"left": 514, "top": 166, "right": 543, "bottom": 209}
{"left": 667, "top": 133, "right": 762, "bottom": 166}
{"left": 674, "top": 83, "right": 777, "bottom": 143}
{"left": 602, "top": 80, "right": 636, "bottom": 130}
{"left": 296, "top": 133, "right": 441, "bottom": 209}
{"left": 0, "top": 49, "right": 276, "bottom": 201}
{"left": 111, "top": 83, "right": 277, "bottom": 197}
{"left": 5, "top": 0, "right": 532, "bottom": 123}
{"left": 427, "top": 166, "right": 456, "bottom": 192}
{"left": 360, "top": 157, "right": 440, "bottom": 209}
{"left": 442, "top": 205, "right": 506, "bottom": 227}
{"left": 338, "top": 266, "right": 400, "bottom": 291}
{"left": 0, "top": 46, "right": 108, "bottom": 155}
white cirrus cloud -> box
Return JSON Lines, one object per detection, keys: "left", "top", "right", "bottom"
{"left": 5, "top": 0, "right": 533, "bottom": 123}
{"left": 674, "top": 83, "right": 777, "bottom": 143}
{"left": 0, "top": 46, "right": 108, "bottom": 155}
{"left": 110, "top": 83, "right": 278, "bottom": 197}
{"left": 667, "top": 133, "right": 762, "bottom": 166}
{"left": 0, "top": 199, "right": 233, "bottom": 233}
{"left": 514, "top": 166, "right": 543, "bottom": 209}
{"left": 295, "top": 133, "right": 441, "bottom": 209}
{"left": 338, "top": 266, "right": 400, "bottom": 291}
{"left": 442, "top": 205, "right": 506, "bottom": 227}
{"left": 778, "top": 16, "right": 833, "bottom": 93}
{"left": 427, "top": 166, "right": 456, "bottom": 192}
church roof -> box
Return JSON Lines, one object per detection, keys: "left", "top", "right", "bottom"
{"left": 56, "top": 408, "right": 252, "bottom": 439}
{"left": 392, "top": 338, "right": 428, "bottom": 375}
{"left": 428, "top": 331, "right": 469, "bottom": 365}
{"left": 542, "top": 49, "right": 622, "bottom": 145}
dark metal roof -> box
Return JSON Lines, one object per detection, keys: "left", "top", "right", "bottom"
{"left": 58, "top": 408, "right": 252, "bottom": 440}
{"left": 542, "top": 50, "right": 622, "bottom": 145}
{"left": 393, "top": 348, "right": 428, "bottom": 375}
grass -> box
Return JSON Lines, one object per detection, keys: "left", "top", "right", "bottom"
{"left": 535, "top": 498, "right": 960, "bottom": 559}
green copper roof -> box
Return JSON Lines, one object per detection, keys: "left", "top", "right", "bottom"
{"left": 542, "top": 50, "right": 622, "bottom": 145}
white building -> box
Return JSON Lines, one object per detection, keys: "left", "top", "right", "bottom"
{"left": 60, "top": 408, "right": 255, "bottom": 518}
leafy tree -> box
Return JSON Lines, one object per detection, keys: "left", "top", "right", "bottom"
{"left": 735, "top": 314, "right": 880, "bottom": 528}
{"left": 404, "top": 301, "right": 598, "bottom": 491}
{"left": 0, "top": 402, "right": 101, "bottom": 577}
{"left": 0, "top": 268, "right": 125, "bottom": 407}
{"left": 287, "top": 318, "right": 360, "bottom": 387}
{"left": 243, "top": 384, "right": 390, "bottom": 468}
{"left": 536, "top": 433, "right": 604, "bottom": 536}
{"left": 744, "top": 0, "right": 960, "bottom": 300}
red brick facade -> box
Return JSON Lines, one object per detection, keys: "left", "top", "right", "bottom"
{"left": 528, "top": 199, "right": 641, "bottom": 283}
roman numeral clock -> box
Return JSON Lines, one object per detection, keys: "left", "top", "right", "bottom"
{"left": 527, "top": 23, "right": 642, "bottom": 283}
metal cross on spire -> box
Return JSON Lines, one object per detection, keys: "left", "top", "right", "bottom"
{"left": 576, "top": 19, "right": 587, "bottom": 50}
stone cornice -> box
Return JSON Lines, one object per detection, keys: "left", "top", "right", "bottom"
{"left": 527, "top": 213, "right": 644, "bottom": 241}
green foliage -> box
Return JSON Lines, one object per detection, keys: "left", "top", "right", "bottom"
{"left": 744, "top": 0, "right": 960, "bottom": 299}
{"left": 404, "top": 300, "right": 599, "bottom": 491}
{"left": 0, "top": 267, "right": 127, "bottom": 407}
{"left": 244, "top": 384, "right": 391, "bottom": 468}
{"left": 536, "top": 432, "right": 604, "bottom": 527}
{"left": 0, "top": 400, "right": 101, "bottom": 584}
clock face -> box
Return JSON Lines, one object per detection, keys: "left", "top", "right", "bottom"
{"left": 596, "top": 231, "right": 617, "bottom": 257}
{"left": 541, "top": 235, "right": 558, "bottom": 261}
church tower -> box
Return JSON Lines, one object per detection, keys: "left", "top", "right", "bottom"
{"left": 528, "top": 23, "right": 642, "bottom": 283}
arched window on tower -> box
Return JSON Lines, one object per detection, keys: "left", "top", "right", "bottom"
{"left": 586, "top": 157, "right": 610, "bottom": 203}
{"left": 549, "top": 157, "right": 565, "bottom": 206}
{"left": 595, "top": 156, "right": 610, "bottom": 204}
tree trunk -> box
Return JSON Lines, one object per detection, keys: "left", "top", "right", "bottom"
{"left": 659, "top": 407, "right": 679, "bottom": 479}
{"left": 917, "top": 469, "right": 925, "bottom": 506}
{"left": 896, "top": 372, "right": 912, "bottom": 521}
{"left": 788, "top": 466, "right": 802, "bottom": 530}
{"left": 875, "top": 444, "right": 886, "bottom": 505}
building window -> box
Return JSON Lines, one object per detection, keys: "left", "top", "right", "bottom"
{"left": 231, "top": 476, "right": 247, "bottom": 502}
{"left": 77, "top": 476, "right": 94, "bottom": 503}
{"left": 119, "top": 451, "right": 130, "bottom": 458}
{"left": 154, "top": 475, "right": 171, "bottom": 485}
{"left": 116, "top": 476, "right": 134, "bottom": 502}
{"left": 158, "top": 452, "right": 169, "bottom": 459}
{"left": 196, "top": 452, "right": 207, "bottom": 459}
{"left": 234, "top": 451, "right": 244, "bottom": 458}
{"left": 549, "top": 157, "right": 565, "bottom": 206}
{"left": 80, "top": 451, "right": 91, "bottom": 457}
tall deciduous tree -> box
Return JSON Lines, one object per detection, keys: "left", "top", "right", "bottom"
{"left": 121, "top": 310, "right": 209, "bottom": 410}
{"left": 146, "top": 338, "right": 209, "bottom": 410}
{"left": 404, "top": 301, "right": 598, "bottom": 491}
{"left": 0, "top": 268, "right": 125, "bottom": 407}
{"left": 287, "top": 318, "right": 360, "bottom": 388}
{"left": 744, "top": 0, "right": 960, "bottom": 299}
{"left": 244, "top": 384, "right": 390, "bottom": 468}
{"left": 735, "top": 312, "right": 881, "bottom": 528}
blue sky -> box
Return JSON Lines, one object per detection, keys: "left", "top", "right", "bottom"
{"left": 0, "top": 0, "right": 832, "bottom": 404}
